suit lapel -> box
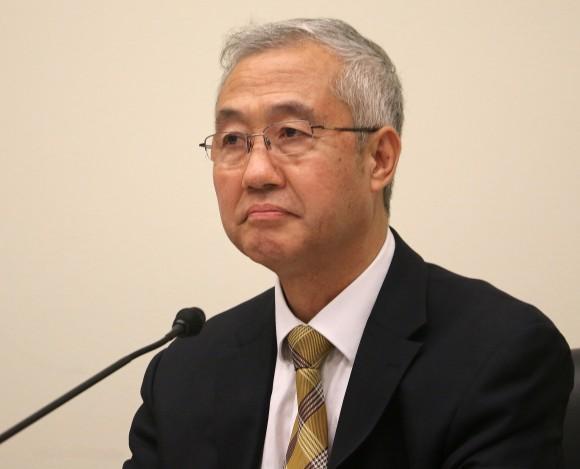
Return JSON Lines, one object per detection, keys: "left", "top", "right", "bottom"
{"left": 214, "top": 295, "right": 277, "bottom": 469}
{"left": 329, "top": 229, "right": 428, "bottom": 468}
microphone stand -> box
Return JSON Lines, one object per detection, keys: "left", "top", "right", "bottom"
{"left": 0, "top": 307, "right": 205, "bottom": 445}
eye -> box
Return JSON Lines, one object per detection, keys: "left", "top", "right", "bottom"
{"left": 281, "top": 126, "right": 301, "bottom": 138}
{"left": 277, "top": 124, "right": 311, "bottom": 140}
{"left": 220, "top": 132, "right": 246, "bottom": 148}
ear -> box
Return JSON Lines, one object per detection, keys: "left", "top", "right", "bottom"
{"left": 367, "top": 126, "right": 401, "bottom": 194}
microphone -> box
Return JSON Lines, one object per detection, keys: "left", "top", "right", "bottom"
{"left": 0, "top": 307, "right": 206, "bottom": 445}
{"left": 171, "top": 307, "right": 206, "bottom": 338}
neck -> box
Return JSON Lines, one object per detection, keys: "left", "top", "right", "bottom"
{"left": 279, "top": 222, "right": 389, "bottom": 323}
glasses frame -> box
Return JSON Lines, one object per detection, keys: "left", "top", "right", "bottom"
{"left": 198, "top": 120, "right": 380, "bottom": 163}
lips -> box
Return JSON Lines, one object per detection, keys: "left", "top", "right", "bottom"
{"left": 245, "top": 203, "right": 293, "bottom": 221}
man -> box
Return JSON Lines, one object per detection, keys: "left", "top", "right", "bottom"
{"left": 124, "top": 18, "right": 573, "bottom": 468}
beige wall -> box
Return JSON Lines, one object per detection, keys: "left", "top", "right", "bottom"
{"left": 1, "top": 1, "right": 578, "bottom": 466}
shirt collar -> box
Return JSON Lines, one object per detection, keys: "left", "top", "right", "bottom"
{"left": 274, "top": 227, "right": 396, "bottom": 363}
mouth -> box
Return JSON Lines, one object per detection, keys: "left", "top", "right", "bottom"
{"left": 245, "top": 204, "right": 294, "bottom": 222}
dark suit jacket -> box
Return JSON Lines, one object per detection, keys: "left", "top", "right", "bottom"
{"left": 124, "top": 230, "right": 573, "bottom": 468}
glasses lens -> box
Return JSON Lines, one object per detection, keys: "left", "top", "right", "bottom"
{"left": 267, "top": 121, "right": 314, "bottom": 156}
{"left": 208, "top": 131, "right": 247, "bottom": 165}
{"left": 203, "top": 121, "right": 315, "bottom": 165}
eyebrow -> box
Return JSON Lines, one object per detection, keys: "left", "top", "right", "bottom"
{"left": 215, "top": 101, "right": 317, "bottom": 130}
{"left": 215, "top": 108, "right": 244, "bottom": 129}
{"left": 267, "top": 101, "right": 317, "bottom": 122}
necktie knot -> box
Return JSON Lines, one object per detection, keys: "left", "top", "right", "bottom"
{"left": 287, "top": 325, "right": 332, "bottom": 370}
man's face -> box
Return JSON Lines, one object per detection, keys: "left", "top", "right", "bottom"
{"left": 213, "top": 42, "right": 382, "bottom": 277}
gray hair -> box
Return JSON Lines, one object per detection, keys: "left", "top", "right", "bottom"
{"left": 218, "top": 18, "right": 404, "bottom": 213}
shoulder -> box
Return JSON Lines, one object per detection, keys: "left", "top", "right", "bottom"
{"left": 389, "top": 228, "right": 562, "bottom": 344}
{"left": 424, "top": 262, "right": 559, "bottom": 339}
{"left": 155, "top": 288, "right": 275, "bottom": 367}
{"left": 204, "top": 286, "right": 275, "bottom": 333}
{"left": 412, "top": 261, "right": 571, "bottom": 402}
{"left": 396, "top": 261, "right": 572, "bottom": 464}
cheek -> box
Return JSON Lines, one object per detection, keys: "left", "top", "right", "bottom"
{"left": 294, "top": 170, "right": 344, "bottom": 231}
{"left": 316, "top": 166, "right": 369, "bottom": 221}
{"left": 213, "top": 173, "right": 240, "bottom": 224}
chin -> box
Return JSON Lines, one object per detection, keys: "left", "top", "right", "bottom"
{"left": 238, "top": 236, "right": 294, "bottom": 271}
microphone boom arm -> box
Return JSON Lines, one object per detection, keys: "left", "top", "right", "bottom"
{"left": 0, "top": 307, "right": 205, "bottom": 445}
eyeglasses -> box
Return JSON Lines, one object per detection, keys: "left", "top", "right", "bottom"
{"left": 198, "top": 120, "right": 379, "bottom": 167}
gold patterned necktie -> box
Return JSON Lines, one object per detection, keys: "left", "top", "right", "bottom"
{"left": 285, "top": 325, "right": 333, "bottom": 469}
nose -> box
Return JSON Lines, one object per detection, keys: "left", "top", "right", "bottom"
{"left": 241, "top": 135, "right": 285, "bottom": 191}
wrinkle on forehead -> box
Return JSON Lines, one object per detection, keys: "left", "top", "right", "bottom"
{"left": 215, "top": 43, "right": 349, "bottom": 129}
{"left": 215, "top": 101, "right": 317, "bottom": 129}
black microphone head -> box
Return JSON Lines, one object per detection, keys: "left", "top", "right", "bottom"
{"left": 173, "top": 307, "right": 206, "bottom": 338}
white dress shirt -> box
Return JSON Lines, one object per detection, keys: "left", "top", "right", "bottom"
{"left": 260, "top": 228, "right": 396, "bottom": 468}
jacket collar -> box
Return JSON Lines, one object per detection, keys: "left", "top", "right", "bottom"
{"left": 329, "top": 228, "right": 427, "bottom": 468}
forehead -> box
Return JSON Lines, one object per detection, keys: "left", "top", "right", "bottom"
{"left": 215, "top": 42, "right": 350, "bottom": 128}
